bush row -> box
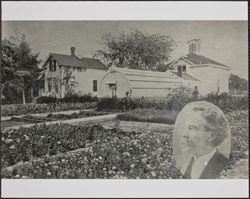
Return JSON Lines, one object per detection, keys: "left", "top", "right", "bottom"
{"left": 36, "top": 94, "right": 98, "bottom": 104}
{"left": 1, "top": 102, "right": 97, "bottom": 117}
{"left": 97, "top": 92, "right": 248, "bottom": 113}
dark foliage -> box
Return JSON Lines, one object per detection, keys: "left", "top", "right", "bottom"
{"left": 36, "top": 94, "right": 98, "bottom": 104}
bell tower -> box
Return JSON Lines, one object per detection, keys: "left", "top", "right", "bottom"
{"left": 187, "top": 39, "right": 201, "bottom": 54}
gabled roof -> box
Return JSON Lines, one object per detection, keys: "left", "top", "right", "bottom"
{"left": 182, "top": 53, "right": 229, "bottom": 68}
{"left": 44, "top": 53, "right": 108, "bottom": 70}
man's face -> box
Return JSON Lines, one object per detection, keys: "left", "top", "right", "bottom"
{"left": 181, "top": 113, "right": 213, "bottom": 157}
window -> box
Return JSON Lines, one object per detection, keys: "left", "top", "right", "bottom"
{"left": 48, "top": 78, "right": 52, "bottom": 92}
{"left": 49, "top": 60, "right": 56, "bottom": 72}
{"left": 53, "top": 60, "right": 56, "bottom": 71}
{"left": 49, "top": 61, "right": 52, "bottom": 72}
{"left": 54, "top": 78, "right": 59, "bottom": 93}
{"left": 93, "top": 80, "right": 97, "bottom": 92}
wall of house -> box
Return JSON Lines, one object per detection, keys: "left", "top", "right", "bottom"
{"left": 67, "top": 67, "right": 106, "bottom": 97}
{"left": 187, "top": 66, "right": 230, "bottom": 95}
{"left": 171, "top": 59, "right": 230, "bottom": 96}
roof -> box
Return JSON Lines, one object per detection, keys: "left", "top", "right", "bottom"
{"left": 108, "top": 67, "right": 183, "bottom": 88}
{"left": 114, "top": 67, "right": 182, "bottom": 80}
{"left": 44, "top": 53, "right": 107, "bottom": 70}
{"left": 99, "top": 67, "right": 184, "bottom": 98}
{"left": 171, "top": 71, "right": 199, "bottom": 81}
{"left": 182, "top": 53, "right": 229, "bottom": 68}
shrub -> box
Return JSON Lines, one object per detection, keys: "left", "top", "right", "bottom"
{"left": 36, "top": 94, "right": 98, "bottom": 104}
{"left": 36, "top": 96, "right": 58, "bottom": 104}
{"left": 97, "top": 98, "right": 117, "bottom": 111}
{"left": 200, "top": 93, "right": 248, "bottom": 113}
{"left": 166, "top": 86, "right": 193, "bottom": 111}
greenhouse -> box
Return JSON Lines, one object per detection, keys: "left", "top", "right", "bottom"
{"left": 98, "top": 67, "right": 183, "bottom": 98}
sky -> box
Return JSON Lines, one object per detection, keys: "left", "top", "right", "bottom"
{"left": 2, "top": 21, "right": 248, "bottom": 79}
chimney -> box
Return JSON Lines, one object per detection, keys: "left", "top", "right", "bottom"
{"left": 187, "top": 39, "right": 201, "bottom": 54}
{"left": 70, "top": 46, "right": 75, "bottom": 56}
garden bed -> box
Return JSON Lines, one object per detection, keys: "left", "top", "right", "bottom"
{"left": 2, "top": 125, "right": 180, "bottom": 179}
{"left": 1, "top": 110, "right": 248, "bottom": 179}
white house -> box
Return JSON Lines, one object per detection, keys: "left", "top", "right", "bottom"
{"left": 41, "top": 47, "right": 108, "bottom": 98}
{"left": 98, "top": 67, "right": 183, "bottom": 98}
{"left": 168, "top": 39, "right": 231, "bottom": 96}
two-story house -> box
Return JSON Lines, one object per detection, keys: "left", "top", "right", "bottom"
{"left": 41, "top": 47, "right": 108, "bottom": 98}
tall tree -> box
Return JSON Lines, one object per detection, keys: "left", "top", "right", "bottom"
{"left": 94, "top": 29, "right": 176, "bottom": 71}
{"left": 229, "top": 74, "right": 248, "bottom": 91}
{"left": 1, "top": 31, "right": 41, "bottom": 104}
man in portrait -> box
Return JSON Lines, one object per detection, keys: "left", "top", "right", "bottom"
{"left": 180, "top": 106, "right": 229, "bottom": 179}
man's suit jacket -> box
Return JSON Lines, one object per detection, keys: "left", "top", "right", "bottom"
{"left": 183, "top": 149, "right": 228, "bottom": 179}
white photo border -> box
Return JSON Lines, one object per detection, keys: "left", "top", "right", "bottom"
{"left": 1, "top": 1, "right": 249, "bottom": 198}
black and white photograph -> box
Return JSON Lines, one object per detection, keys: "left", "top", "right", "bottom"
{"left": 2, "top": 20, "right": 248, "bottom": 180}
{"left": 1, "top": 1, "right": 248, "bottom": 198}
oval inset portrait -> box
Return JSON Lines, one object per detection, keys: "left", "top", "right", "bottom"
{"left": 173, "top": 101, "right": 231, "bottom": 179}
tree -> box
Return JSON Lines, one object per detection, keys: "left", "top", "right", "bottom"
{"left": 1, "top": 31, "right": 41, "bottom": 104}
{"left": 229, "top": 74, "right": 248, "bottom": 91}
{"left": 62, "top": 67, "right": 79, "bottom": 97}
{"left": 94, "top": 29, "right": 176, "bottom": 71}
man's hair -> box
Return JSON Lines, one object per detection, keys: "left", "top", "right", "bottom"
{"left": 193, "top": 106, "right": 228, "bottom": 147}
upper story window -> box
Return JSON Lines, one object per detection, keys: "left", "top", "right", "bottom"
{"left": 182, "top": 65, "right": 186, "bottom": 74}
{"left": 49, "top": 60, "right": 57, "bottom": 72}
{"left": 93, "top": 80, "right": 97, "bottom": 92}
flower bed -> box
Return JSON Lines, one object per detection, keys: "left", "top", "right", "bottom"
{"left": 1, "top": 110, "right": 248, "bottom": 179}
{"left": 2, "top": 125, "right": 182, "bottom": 179}
{"left": 1, "top": 102, "right": 97, "bottom": 117}
{"left": 225, "top": 110, "right": 249, "bottom": 164}
{"left": 1, "top": 123, "right": 106, "bottom": 167}
{"left": 117, "top": 109, "right": 179, "bottom": 124}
